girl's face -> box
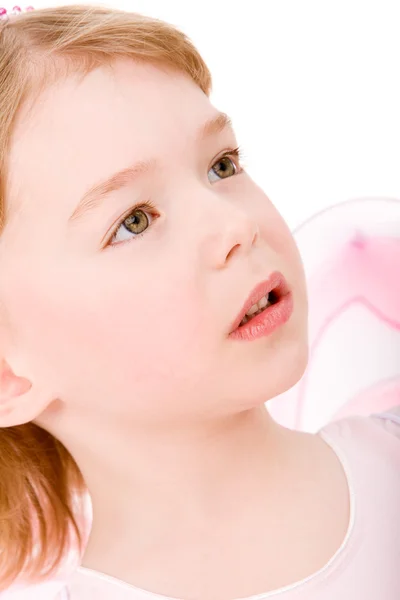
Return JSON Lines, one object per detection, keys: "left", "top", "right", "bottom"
{"left": 2, "top": 59, "right": 308, "bottom": 429}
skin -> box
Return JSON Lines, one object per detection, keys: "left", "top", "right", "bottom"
{"left": 0, "top": 60, "right": 349, "bottom": 598}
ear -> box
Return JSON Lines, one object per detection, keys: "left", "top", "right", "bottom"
{"left": 0, "top": 357, "right": 46, "bottom": 427}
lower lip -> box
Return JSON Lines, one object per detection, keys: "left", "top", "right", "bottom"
{"left": 229, "top": 292, "right": 294, "bottom": 341}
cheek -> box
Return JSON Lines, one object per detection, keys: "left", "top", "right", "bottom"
{"left": 256, "top": 196, "right": 307, "bottom": 303}
{"left": 9, "top": 263, "right": 211, "bottom": 398}
{"left": 256, "top": 197, "right": 300, "bottom": 264}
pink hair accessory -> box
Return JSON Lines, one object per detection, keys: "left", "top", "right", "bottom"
{"left": 0, "top": 5, "right": 34, "bottom": 20}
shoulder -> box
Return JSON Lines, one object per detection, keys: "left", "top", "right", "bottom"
{"left": 320, "top": 404, "right": 400, "bottom": 441}
{"left": 0, "top": 581, "right": 69, "bottom": 599}
{"left": 368, "top": 405, "right": 400, "bottom": 438}
{"left": 319, "top": 405, "right": 400, "bottom": 472}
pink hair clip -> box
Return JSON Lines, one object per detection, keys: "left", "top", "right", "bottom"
{"left": 0, "top": 5, "right": 34, "bottom": 20}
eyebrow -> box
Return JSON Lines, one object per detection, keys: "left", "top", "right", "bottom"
{"left": 68, "top": 112, "right": 234, "bottom": 225}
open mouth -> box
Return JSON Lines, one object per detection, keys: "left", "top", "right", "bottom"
{"left": 238, "top": 289, "right": 280, "bottom": 327}
{"left": 229, "top": 271, "right": 290, "bottom": 334}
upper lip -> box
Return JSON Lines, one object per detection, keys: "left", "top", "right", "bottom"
{"left": 229, "top": 271, "right": 291, "bottom": 333}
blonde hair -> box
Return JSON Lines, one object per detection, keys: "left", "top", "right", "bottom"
{"left": 0, "top": 4, "right": 211, "bottom": 590}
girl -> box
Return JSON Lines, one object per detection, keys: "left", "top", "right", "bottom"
{"left": 0, "top": 4, "right": 399, "bottom": 599}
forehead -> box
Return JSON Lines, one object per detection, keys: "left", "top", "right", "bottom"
{"left": 5, "top": 60, "right": 213, "bottom": 235}
{"left": 13, "top": 59, "right": 209, "bottom": 152}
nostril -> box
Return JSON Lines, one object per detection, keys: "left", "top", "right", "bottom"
{"left": 225, "top": 243, "right": 241, "bottom": 262}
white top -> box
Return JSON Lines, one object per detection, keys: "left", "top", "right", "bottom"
{"left": 2, "top": 407, "right": 400, "bottom": 599}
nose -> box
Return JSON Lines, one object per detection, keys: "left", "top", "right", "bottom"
{"left": 201, "top": 198, "right": 259, "bottom": 269}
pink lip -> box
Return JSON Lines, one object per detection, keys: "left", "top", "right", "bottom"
{"left": 229, "top": 271, "right": 293, "bottom": 341}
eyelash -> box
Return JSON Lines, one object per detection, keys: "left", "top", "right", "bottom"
{"left": 105, "top": 146, "right": 246, "bottom": 249}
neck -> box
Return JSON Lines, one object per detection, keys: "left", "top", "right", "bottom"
{"left": 54, "top": 404, "right": 296, "bottom": 565}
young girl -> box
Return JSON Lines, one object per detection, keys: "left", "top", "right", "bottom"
{"left": 0, "top": 4, "right": 399, "bottom": 599}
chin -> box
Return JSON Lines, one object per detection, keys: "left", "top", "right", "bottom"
{"left": 232, "top": 336, "right": 309, "bottom": 412}
{"left": 279, "top": 336, "right": 309, "bottom": 394}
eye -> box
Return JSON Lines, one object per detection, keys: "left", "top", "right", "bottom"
{"left": 107, "top": 202, "right": 156, "bottom": 247}
{"left": 105, "top": 147, "right": 244, "bottom": 249}
{"left": 208, "top": 148, "right": 243, "bottom": 183}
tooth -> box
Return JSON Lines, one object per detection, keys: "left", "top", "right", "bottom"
{"left": 246, "top": 303, "right": 259, "bottom": 316}
{"left": 258, "top": 295, "right": 269, "bottom": 309}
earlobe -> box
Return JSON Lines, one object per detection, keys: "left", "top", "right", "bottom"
{"left": 0, "top": 357, "right": 33, "bottom": 427}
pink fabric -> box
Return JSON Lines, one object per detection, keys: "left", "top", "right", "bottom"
{"left": 2, "top": 407, "right": 400, "bottom": 599}
{"left": 268, "top": 198, "right": 400, "bottom": 432}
